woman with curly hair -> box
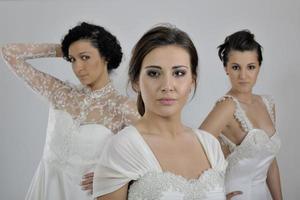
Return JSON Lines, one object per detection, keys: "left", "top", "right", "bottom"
{"left": 1, "top": 22, "right": 139, "bottom": 200}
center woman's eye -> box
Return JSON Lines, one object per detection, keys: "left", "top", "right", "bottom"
{"left": 146, "top": 70, "right": 160, "bottom": 78}
{"left": 173, "top": 69, "right": 186, "bottom": 77}
{"left": 248, "top": 65, "right": 256, "bottom": 70}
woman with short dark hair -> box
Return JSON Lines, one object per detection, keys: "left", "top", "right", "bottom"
{"left": 1, "top": 22, "right": 139, "bottom": 200}
{"left": 200, "top": 30, "right": 282, "bottom": 200}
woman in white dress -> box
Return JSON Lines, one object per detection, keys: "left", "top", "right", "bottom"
{"left": 93, "top": 24, "right": 227, "bottom": 200}
{"left": 1, "top": 22, "right": 139, "bottom": 200}
{"left": 199, "top": 30, "right": 282, "bottom": 200}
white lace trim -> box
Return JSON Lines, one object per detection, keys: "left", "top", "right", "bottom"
{"left": 224, "top": 130, "right": 281, "bottom": 168}
{"left": 217, "top": 95, "right": 281, "bottom": 168}
{"left": 128, "top": 169, "right": 225, "bottom": 200}
{"left": 217, "top": 95, "right": 253, "bottom": 133}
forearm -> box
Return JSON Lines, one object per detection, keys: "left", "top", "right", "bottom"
{"left": 267, "top": 159, "right": 283, "bottom": 200}
{"left": 1, "top": 43, "right": 66, "bottom": 100}
{"left": 2, "top": 43, "right": 60, "bottom": 61}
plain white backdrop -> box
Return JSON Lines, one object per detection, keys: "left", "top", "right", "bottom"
{"left": 0, "top": 1, "right": 299, "bottom": 199}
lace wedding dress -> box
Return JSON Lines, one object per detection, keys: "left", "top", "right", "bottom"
{"left": 1, "top": 44, "right": 139, "bottom": 200}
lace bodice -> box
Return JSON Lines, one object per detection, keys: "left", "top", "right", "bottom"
{"left": 217, "top": 95, "right": 281, "bottom": 158}
{"left": 128, "top": 169, "right": 225, "bottom": 200}
{"left": 1, "top": 43, "right": 140, "bottom": 133}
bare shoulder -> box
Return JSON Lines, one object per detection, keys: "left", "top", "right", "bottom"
{"left": 200, "top": 96, "right": 236, "bottom": 137}
{"left": 213, "top": 96, "right": 236, "bottom": 115}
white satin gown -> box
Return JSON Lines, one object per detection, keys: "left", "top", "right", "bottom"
{"left": 218, "top": 95, "right": 281, "bottom": 200}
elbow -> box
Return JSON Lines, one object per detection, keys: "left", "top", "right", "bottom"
{"left": 1, "top": 44, "right": 12, "bottom": 62}
{"left": 1, "top": 44, "right": 18, "bottom": 64}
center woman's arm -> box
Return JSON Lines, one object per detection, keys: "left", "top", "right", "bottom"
{"left": 97, "top": 184, "right": 128, "bottom": 200}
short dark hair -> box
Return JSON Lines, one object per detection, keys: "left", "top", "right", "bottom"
{"left": 128, "top": 24, "right": 198, "bottom": 116}
{"left": 218, "top": 30, "right": 263, "bottom": 66}
{"left": 61, "top": 22, "right": 123, "bottom": 72}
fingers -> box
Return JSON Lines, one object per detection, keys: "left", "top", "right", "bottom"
{"left": 226, "top": 191, "right": 243, "bottom": 199}
{"left": 81, "top": 183, "right": 92, "bottom": 191}
{"left": 81, "top": 178, "right": 93, "bottom": 185}
{"left": 81, "top": 181, "right": 93, "bottom": 195}
{"left": 81, "top": 172, "right": 94, "bottom": 193}
{"left": 83, "top": 172, "right": 94, "bottom": 179}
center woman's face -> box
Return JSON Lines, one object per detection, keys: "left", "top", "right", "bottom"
{"left": 137, "top": 45, "right": 194, "bottom": 118}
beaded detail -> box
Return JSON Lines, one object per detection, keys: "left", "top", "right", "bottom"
{"left": 261, "top": 95, "right": 275, "bottom": 124}
{"left": 217, "top": 95, "right": 281, "bottom": 167}
{"left": 2, "top": 43, "right": 140, "bottom": 173}
{"left": 1, "top": 43, "right": 140, "bottom": 134}
{"left": 128, "top": 169, "right": 225, "bottom": 200}
{"left": 224, "top": 130, "right": 281, "bottom": 168}
{"left": 217, "top": 95, "right": 253, "bottom": 133}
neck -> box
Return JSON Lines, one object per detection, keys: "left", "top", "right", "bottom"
{"left": 228, "top": 89, "right": 254, "bottom": 104}
{"left": 140, "top": 112, "right": 185, "bottom": 138}
{"left": 89, "top": 75, "right": 110, "bottom": 91}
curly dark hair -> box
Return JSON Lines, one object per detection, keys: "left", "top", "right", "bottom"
{"left": 218, "top": 30, "right": 263, "bottom": 67}
{"left": 61, "top": 22, "right": 123, "bottom": 72}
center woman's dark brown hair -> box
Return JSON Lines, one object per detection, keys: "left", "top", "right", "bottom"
{"left": 128, "top": 24, "right": 199, "bottom": 116}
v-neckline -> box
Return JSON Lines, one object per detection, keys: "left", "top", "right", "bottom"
{"left": 130, "top": 126, "right": 214, "bottom": 181}
{"left": 226, "top": 94, "right": 276, "bottom": 137}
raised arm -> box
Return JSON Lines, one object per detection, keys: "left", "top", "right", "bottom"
{"left": 199, "top": 99, "right": 235, "bottom": 137}
{"left": 1, "top": 43, "right": 68, "bottom": 102}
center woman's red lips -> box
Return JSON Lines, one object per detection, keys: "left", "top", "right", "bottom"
{"left": 158, "top": 98, "right": 177, "bottom": 105}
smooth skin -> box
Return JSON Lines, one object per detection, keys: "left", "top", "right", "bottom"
{"left": 98, "top": 45, "right": 212, "bottom": 200}
{"left": 68, "top": 39, "right": 110, "bottom": 91}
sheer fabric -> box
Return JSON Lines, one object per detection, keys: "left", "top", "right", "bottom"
{"left": 1, "top": 44, "right": 139, "bottom": 200}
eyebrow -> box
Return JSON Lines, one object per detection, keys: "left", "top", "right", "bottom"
{"left": 69, "top": 51, "right": 91, "bottom": 57}
{"left": 79, "top": 51, "right": 91, "bottom": 55}
{"left": 231, "top": 62, "right": 257, "bottom": 65}
{"left": 145, "top": 65, "right": 188, "bottom": 69}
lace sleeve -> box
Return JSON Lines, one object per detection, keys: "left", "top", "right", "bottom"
{"left": 121, "top": 99, "right": 140, "bottom": 127}
{"left": 1, "top": 43, "right": 70, "bottom": 103}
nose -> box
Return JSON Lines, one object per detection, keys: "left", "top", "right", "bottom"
{"left": 73, "top": 60, "right": 84, "bottom": 73}
{"left": 239, "top": 68, "right": 246, "bottom": 79}
{"left": 161, "top": 74, "right": 174, "bottom": 92}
